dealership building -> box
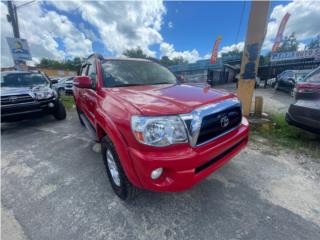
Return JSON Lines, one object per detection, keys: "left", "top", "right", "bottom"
{"left": 170, "top": 48, "right": 320, "bottom": 85}
{"left": 169, "top": 55, "right": 241, "bottom": 85}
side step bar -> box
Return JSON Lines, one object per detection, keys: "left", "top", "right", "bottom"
{"left": 79, "top": 113, "right": 99, "bottom": 141}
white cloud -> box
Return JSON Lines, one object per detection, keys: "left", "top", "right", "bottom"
{"left": 219, "top": 42, "right": 244, "bottom": 56}
{"left": 168, "top": 21, "right": 173, "bottom": 29}
{"left": 263, "top": 0, "right": 320, "bottom": 51}
{"left": 1, "top": 1, "right": 92, "bottom": 67}
{"left": 49, "top": 0, "right": 166, "bottom": 57}
{"left": 160, "top": 42, "right": 201, "bottom": 63}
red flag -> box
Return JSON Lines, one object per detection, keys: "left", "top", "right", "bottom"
{"left": 272, "top": 13, "right": 290, "bottom": 52}
{"left": 210, "top": 35, "right": 222, "bottom": 64}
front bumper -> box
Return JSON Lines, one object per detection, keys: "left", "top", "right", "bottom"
{"left": 128, "top": 117, "right": 249, "bottom": 192}
{"left": 1, "top": 98, "right": 58, "bottom": 121}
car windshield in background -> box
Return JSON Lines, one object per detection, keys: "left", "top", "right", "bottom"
{"left": 101, "top": 60, "right": 177, "bottom": 87}
{"left": 1, "top": 73, "right": 48, "bottom": 88}
{"left": 305, "top": 69, "right": 320, "bottom": 83}
{"left": 295, "top": 73, "right": 307, "bottom": 82}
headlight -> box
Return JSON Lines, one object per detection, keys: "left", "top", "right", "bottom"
{"left": 131, "top": 116, "right": 188, "bottom": 146}
{"left": 35, "top": 90, "right": 54, "bottom": 100}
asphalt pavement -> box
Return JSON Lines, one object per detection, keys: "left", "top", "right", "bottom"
{"left": 1, "top": 111, "right": 320, "bottom": 240}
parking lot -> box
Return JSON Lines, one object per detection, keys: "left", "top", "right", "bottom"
{"left": 216, "top": 83, "right": 294, "bottom": 114}
{"left": 2, "top": 106, "right": 320, "bottom": 240}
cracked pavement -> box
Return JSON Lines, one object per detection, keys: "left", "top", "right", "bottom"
{"left": 1, "top": 111, "right": 320, "bottom": 240}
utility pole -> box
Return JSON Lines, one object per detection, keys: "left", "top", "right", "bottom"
{"left": 236, "top": 1, "right": 270, "bottom": 116}
{"left": 7, "top": 1, "right": 20, "bottom": 38}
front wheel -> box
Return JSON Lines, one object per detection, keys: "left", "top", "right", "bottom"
{"left": 101, "top": 136, "right": 138, "bottom": 200}
{"left": 53, "top": 100, "right": 66, "bottom": 120}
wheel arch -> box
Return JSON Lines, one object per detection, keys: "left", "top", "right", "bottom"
{"left": 95, "top": 110, "right": 142, "bottom": 188}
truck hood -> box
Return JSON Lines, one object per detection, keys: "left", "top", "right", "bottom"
{"left": 1, "top": 85, "right": 51, "bottom": 97}
{"left": 109, "top": 83, "right": 236, "bottom": 115}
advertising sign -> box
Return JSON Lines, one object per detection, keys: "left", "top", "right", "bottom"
{"left": 270, "top": 48, "right": 320, "bottom": 62}
{"left": 6, "top": 37, "right": 32, "bottom": 61}
{"left": 210, "top": 35, "right": 222, "bottom": 64}
{"left": 272, "top": 13, "right": 290, "bottom": 53}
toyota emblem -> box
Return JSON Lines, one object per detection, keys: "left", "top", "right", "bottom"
{"left": 220, "top": 115, "right": 229, "bottom": 128}
{"left": 9, "top": 96, "right": 18, "bottom": 103}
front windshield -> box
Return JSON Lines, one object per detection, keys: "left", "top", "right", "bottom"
{"left": 295, "top": 73, "right": 307, "bottom": 82}
{"left": 101, "top": 60, "right": 177, "bottom": 87}
{"left": 1, "top": 73, "right": 48, "bottom": 87}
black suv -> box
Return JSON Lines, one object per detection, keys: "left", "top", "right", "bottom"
{"left": 1, "top": 71, "right": 66, "bottom": 122}
{"left": 275, "top": 70, "right": 311, "bottom": 96}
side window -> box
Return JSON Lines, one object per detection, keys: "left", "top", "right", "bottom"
{"left": 81, "top": 65, "right": 88, "bottom": 76}
{"left": 87, "top": 63, "right": 97, "bottom": 89}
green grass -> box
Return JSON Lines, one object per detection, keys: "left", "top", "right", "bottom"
{"left": 60, "top": 95, "right": 75, "bottom": 110}
{"left": 251, "top": 112, "right": 320, "bottom": 159}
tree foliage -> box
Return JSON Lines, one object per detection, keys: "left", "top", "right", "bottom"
{"left": 37, "top": 57, "right": 83, "bottom": 71}
{"left": 307, "top": 34, "right": 320, "bottom": 49}
{"left": 122, "top": 47, "right": 189, "bottom": 66}
{"left": 122, "top": 47, "right": 148, "bottom": 59}
{"left": 277, "top": 32, "right": 299, "bottom": 52}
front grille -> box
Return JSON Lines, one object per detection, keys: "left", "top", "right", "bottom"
{"left": 195, "top": 138, "right": 246, "bottom": 173}
{"left": 196, "top": 106, "right": 242, "bottom": 145}
{"left": 1, "top": 94, "right": 34, "bottom": 105}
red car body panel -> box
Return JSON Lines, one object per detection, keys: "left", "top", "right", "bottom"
{"left": 74, "top": 58, "right": 249, "bottom": 192}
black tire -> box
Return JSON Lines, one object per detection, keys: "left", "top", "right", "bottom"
{"left": 53, "top": 100, "right": 66, "bottom": 120}
{"left": 101, "top": 135, "right": 138, "bottom": 200}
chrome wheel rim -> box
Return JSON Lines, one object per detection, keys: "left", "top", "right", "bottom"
{"left": 106, "top": 150, "right": 120, "bottom": 186}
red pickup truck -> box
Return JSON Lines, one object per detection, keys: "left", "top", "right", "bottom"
{"left": 74, "top": 53, "right": 249, "bottom": 200}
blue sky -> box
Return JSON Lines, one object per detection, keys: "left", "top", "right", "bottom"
{"left": 1, "top": 1, "right": 320, "bottom": 66}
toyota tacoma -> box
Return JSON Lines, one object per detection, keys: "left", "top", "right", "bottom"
{"left": 1, "top": 71, "right": 66, "bottom": 122}
{"left": 74, "top": 54, "right": 249, "bottom": 200}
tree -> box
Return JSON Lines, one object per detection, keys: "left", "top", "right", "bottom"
{"left": 160, "top": 56, "right": 188, "bottom": 66}
{"left": 36, "top": 57, "right": 84, "bottom": 71}
{"left": 307, "top": 35, "right": 320, "bottom": 49}
{"left": 277, "top": 32, "right": 299, "bottom": 52}
{"left": 122, "top": 47, "right": 148, "bottom": 58}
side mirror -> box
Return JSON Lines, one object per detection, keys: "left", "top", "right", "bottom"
{"left": 51, "top": 79, "right": 58, "bottom": 84}
{"left": 74, "top": 76, "right": 92, "bottom": 88}
{"left": 177, "top": 75, "right": 185, "bottom": 83}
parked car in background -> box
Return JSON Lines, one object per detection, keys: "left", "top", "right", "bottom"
{"left": 235, "top": 73, "right": 261, "bottom": 88}
{"left": 64, "top": 76, "right": 74, "bottom": 95}
{"left": 286, "top": 67, "right": 320, "bottom": 134}
{"left": 73, "top": 54, "right": 249, "bottom": 200}
{"left": 275, "top": 69, "right": 311, "bottom": 96}
{"left": 1, "top": 71, "right": 66, "bottom": 122}
{"left": 51, "top": 77, "right": 66, "bottom": 97}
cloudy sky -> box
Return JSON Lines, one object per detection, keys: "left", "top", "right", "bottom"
{"left": 1, "top": 0, "right": 320, "bottom": 67}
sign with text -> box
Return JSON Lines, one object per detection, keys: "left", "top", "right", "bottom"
{"left": 270, "top": 48, "right": 320, "bottom": 62}
{"left": 6, "top": 37, "right": 32, "bottom": 61}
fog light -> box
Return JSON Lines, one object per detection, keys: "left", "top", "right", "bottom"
{"left": 48, "top": 102, "right": 55, "bottom": 108}
{"left": 151, "top": 168, "right": 163, "bottom": 180}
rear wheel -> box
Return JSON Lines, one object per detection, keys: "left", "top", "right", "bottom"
{"left": 101, "top": 136, "right": 138, "bottom": 200}
{"left": 53, "top": 100, "right": 66, "bottom": 120}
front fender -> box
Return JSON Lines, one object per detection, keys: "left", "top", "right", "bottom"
{"left": 95, "top": 108, "right": 142, "bottom": 188}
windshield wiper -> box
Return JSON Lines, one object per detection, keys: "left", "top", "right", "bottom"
{"left": 152, "top": 82, "right": 172, "bottom": 85}
{"left": 112, "top": 83, "right": 144, "bottom": 87}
